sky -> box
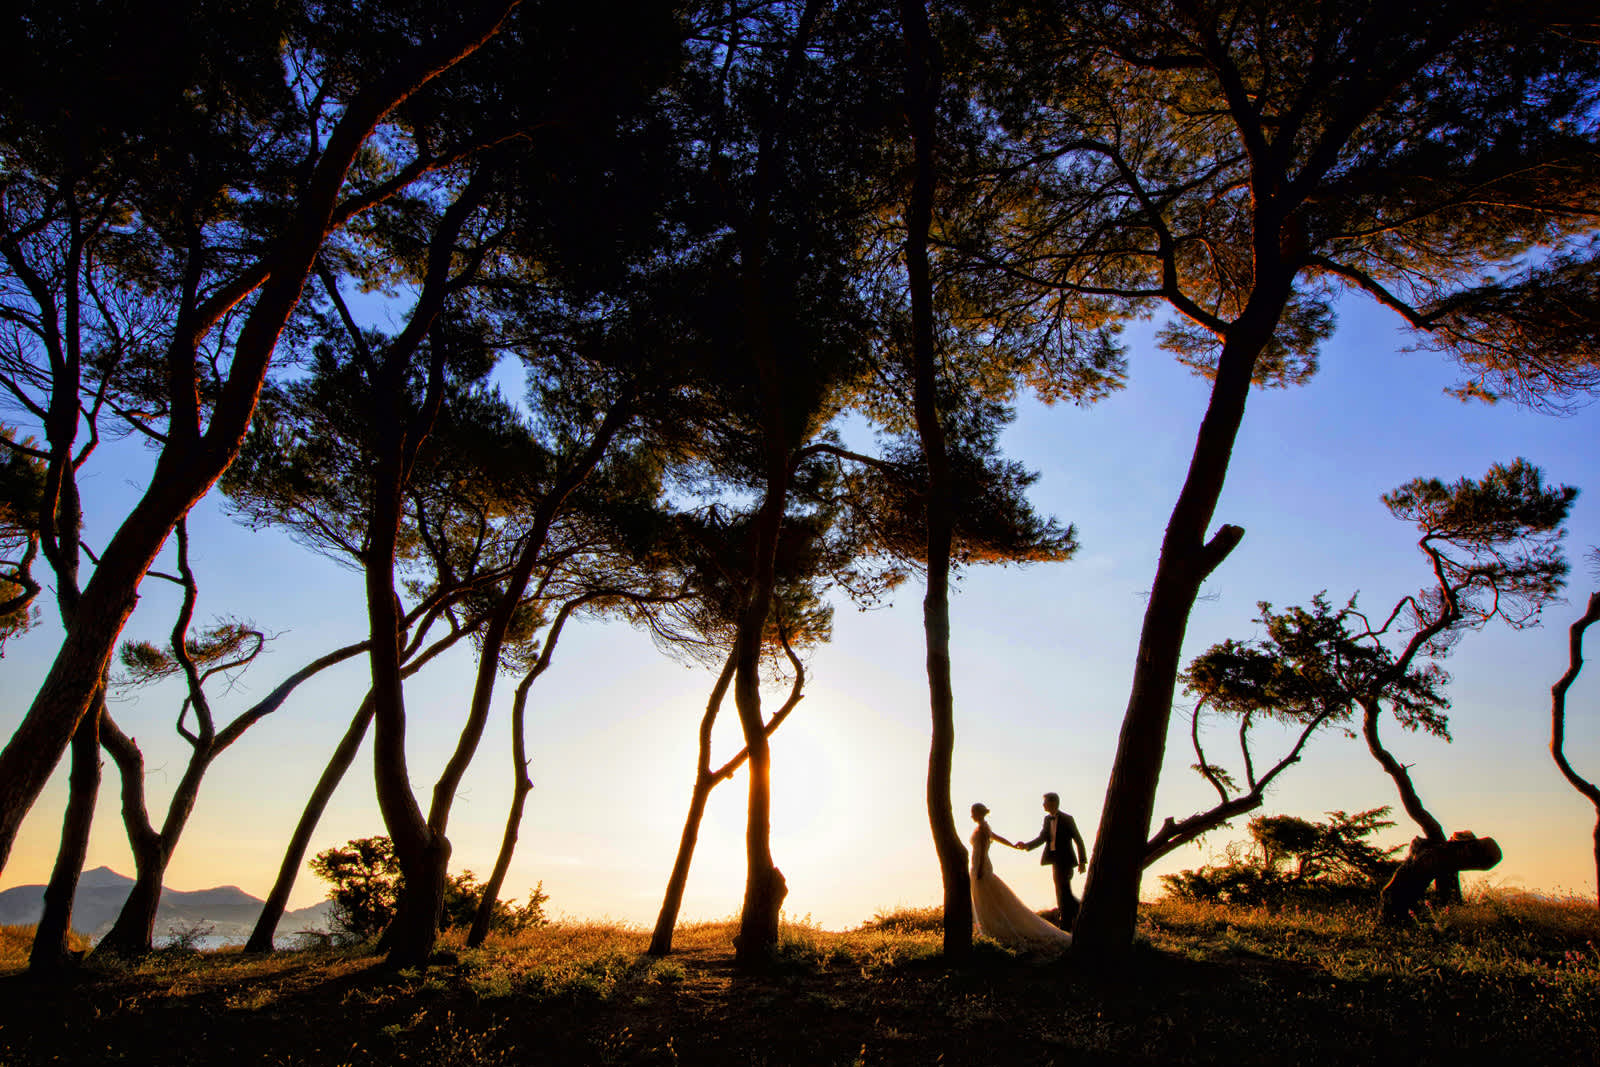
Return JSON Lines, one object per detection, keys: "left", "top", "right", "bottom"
{"left": 1, "top": 295, "right": 1597, "bottom": 933}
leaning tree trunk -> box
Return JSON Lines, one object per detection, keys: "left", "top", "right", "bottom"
{"left": 466, "top": 667, "right": 541, "bottom": 948}
{"left": 248, "top": 621, "right": 470, "bottom": 951}
{"left": 650, "top": 783, "right": 715, "bottom": 957}
{"left": 246, "top": 696, "right": 375, "bottom": 952}
{"left": 650, "top": 655, "right": 736, "bottom": 957}
{"left": 897, "top": 0, "right": 971, "bottom": 962}
{"left": 1074, "top": 293, "right": 1286, "bottom": 962}
{"left": 29, "top": 700, "right": 102, "bottom": 974}
{"left": 1380, "top": 832, "right": 1502, "bottom": 923}
{"left": 1359, "top": 697, "right": 1462, "bottom": 903}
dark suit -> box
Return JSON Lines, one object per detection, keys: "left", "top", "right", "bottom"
{"left": 1020, "top": 811, "right": 1087, "bottom": 929}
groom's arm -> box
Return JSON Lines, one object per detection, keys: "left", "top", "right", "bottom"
{"left": 1067, "top": 816, "right": 1088, "bottom": 866}
{"left": 1018, "top": 817, "right": 1050, "bottom": 851}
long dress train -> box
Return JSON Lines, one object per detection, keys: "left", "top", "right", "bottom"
{"left": 970, "top": 821, "right": 1072, "bottom": 949}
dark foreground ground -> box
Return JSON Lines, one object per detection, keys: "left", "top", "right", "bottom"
{"left": 1, "top": 896, "right": 1596, "bottom": 1066}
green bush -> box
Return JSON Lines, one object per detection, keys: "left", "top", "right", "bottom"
{"left": 311, "top": 837, "right": 550, "bottom": 941}
{"left": 1161, "top": 808, "right": 1401, "bottom": 907}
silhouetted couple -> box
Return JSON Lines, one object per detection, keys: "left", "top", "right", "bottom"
{"left": 968, "top": 792, "right": 1087, "bottom": 949}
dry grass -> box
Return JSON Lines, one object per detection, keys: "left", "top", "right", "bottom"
{"left": 0, "top": 923, "right": 89, "bottom": 966}
{"left": 0, "top": 894, "right": 1595, "bottom": 1065}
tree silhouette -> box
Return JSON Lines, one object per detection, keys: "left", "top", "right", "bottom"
{"left": 1360, "top": 460, "right": 1573, "bottom": 916}
{"left": 311, "top": 837, "right": 403, "bottom": 942}
{"left": 1147, "top": 596, "right": 1369, "bottom": 868}
{"left": 645, "top": 498, "right": 850, "bottom": 957}
{"left": 1179, "top": 461, "right": 1576, "bottom": 920}
{"left": 91, "top": 520, "right": 367, "bottom": 957}
{"left": 0, "top": 0, "right": 524, "bottom": 877}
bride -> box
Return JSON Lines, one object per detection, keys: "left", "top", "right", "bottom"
{"left": 969, "top": 802, "right": 1073, "bottom": 949}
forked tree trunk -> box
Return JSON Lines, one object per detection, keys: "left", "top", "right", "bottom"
{"left": 95, "top": 708, "right": 218, "bottom": 956}
{"left": 383, "top": 405, "right": 627, "bottom": 966}
{"left": 652, "top": 638, "right": 802, "bottom": 957}
{"left": 93, "top": 715, "right": 171, "bottom": 956}
{"left": 29, "top": 701, "right": 102, "bottom": 974}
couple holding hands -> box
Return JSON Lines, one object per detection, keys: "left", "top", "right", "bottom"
{"left": 969, "top": 792, "right": 1086, "bottom": 949}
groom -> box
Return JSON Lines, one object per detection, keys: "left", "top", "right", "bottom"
{"left": 1018, "top": 792, "right": 1088, "bottom": 929}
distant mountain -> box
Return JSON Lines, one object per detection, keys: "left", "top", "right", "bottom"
{"left": 0, "top": 866, "right": 333, "bottom": 942}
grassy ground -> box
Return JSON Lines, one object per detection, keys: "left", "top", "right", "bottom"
{"left": 0, "top": 894, "right": 1595, "bottom": 1065}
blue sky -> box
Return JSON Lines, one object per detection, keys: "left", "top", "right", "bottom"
{"left": 2, "top": 292, "right": 1597, "bottom": 931}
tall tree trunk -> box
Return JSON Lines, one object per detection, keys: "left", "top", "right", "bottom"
{"left": 731, "top": 493, "right": 788, "bottom": 967}
{"left": 1073, "top": 292, "right": 1288, "bottom": 962}
{"left": 28, "top": 699, "right": 101, "bottom": 974}
{"left": 247, "top": 696, "right": 376, "bottom": 952}
{"left": 385, "top": 838, "right": 452, "bottom": 964}
{"left": 368, "top": 408, "right": 444, "bottom": 968}
{"left": 897, "top": 0, "right": 970, "bottom": 962}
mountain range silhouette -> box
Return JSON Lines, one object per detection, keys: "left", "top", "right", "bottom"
{"left": 0, "top": 867, "right": 332, "bottom": 942}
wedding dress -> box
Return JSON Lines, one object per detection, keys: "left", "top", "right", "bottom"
{"left": 970, "top": 821, "right": 1073, "bottom": 949}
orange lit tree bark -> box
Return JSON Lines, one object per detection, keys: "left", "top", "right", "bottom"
{"left": 650, "top": 614, "right": 807, "bottom": 957}
{"left": 27, "top": 692, "right": 101, "bottom": 975}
